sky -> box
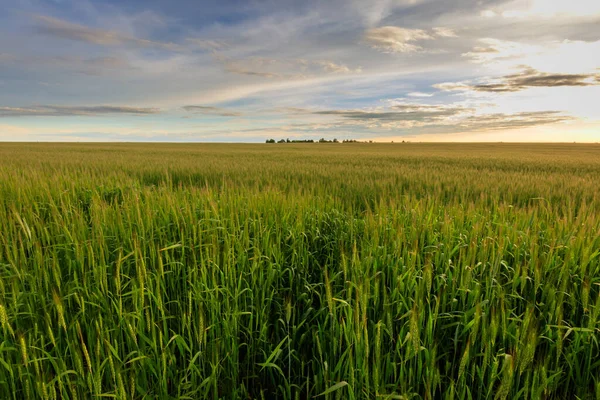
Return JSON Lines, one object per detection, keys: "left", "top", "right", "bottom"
{"left": 0, "top": 0, "right": 599, "bottom": 142}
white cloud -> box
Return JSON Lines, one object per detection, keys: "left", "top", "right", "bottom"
{"left": 433, "top": 82, "right": 471, "bottom": 92}
{"left": 407, "top": 92, "right": 434, "bottom": 97}
{"left": 499, "top": 0, "right": 600, "bottom": 18}
{"left": 432, "top": 27, "right": 457, "bottom": 38}
{"left": 363, "top": 26, "right": 433, "bottom": 53}
{"left": 462, "top": 38, "right": 539, "bottom": 64}
{"left": 363, "top": 25, "right": 458, "bottom": 53}
{"left": 462, "top": 38, "right": 600, "bottom": 76}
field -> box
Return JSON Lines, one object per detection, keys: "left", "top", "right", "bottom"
{"left": 0, "top": 142, "right": 599, "bottom": 399}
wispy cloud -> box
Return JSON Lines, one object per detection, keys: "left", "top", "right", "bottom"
{"left": 313, "top": 103, "right": 471, "bottom": 122}
{"left": 0, "top": 53, "right": 135, "bottom": 76}
{"left": 275, "top": 102, "right": 573, "bottom": 134}
{"left": 0, "top": 105, "right": 160, "bottom": 117}
{"left": 221, "top": 58, "right": 283, "bottom": 78}
{"left": 435, "top": 67, "right": 600, "bottom": 93}
{"left": 363, "top": 26, "right": 433, "bottom": 53}
{"left": 363, "top": 26, "right": 457, "bottom": 53}
{"left": 34, "top": 15, "right": 180, "bottom": 50}
{"left": 185, "top": 38, "right": 227, "bottom": 51}
{"left": 182, "top": 105, "right": 242, "bottom": 117}
{"left": 407, "top": 92, "right": 434, "bottom": 97}
{"left": 315, "top": 61, "right": 361, "bottom": 74}
{"left": 215, "top": 55, "right": 360, "bottom": 79}
{"left": 432, "top": 27, "right": 457, "bottom": 38}
{"left": 462, "top": 38, "right": 537, "bottom": 64}
{"left": 0, "top": 53, "right": 17, "bottom": 63}
{"left": 453, "top": 111, "right": 573, "bottom": 131}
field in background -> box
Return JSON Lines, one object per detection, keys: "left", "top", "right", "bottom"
{"left": 0, "top": 143, "right": 599, "bottom": 399}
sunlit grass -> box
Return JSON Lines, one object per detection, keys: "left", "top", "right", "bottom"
{"left": 0, "top": 143, "right": 599, "bottom": 399}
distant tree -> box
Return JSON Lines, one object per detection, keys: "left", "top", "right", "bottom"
{"left": 286, "top": 138, "right": 291, "bottom": 143}
{"left": 333, "top": 138, "right": 339, "bottom": 143}
{"left": 266, "top": 139, "right": 276, "bottom": 143}
{"left": 278, "top": 139, "right": 286, "bottom": 143}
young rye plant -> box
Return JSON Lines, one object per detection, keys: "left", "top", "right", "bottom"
{"left": 0, "top": 143, "right": 599, "bottom": 399}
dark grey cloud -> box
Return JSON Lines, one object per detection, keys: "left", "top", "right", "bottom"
{"left": 436, "top": 67, "right": 600, "bottom": 93}
{"left": 248, "top": 110, "right": 572, "bottom": 138}
{"left": 280, "top": 103, "right": 573, "bottom": 134}
{"left": 360, "top": 110, "right": 575, "bottom": 138}
{"left": 454, "top": 111, "right": 573, "bottom": 131}
{"left": 0, "top": 105, "right": 160, "bottom": 117}
{"left": 474, "top": 67, "right": 600, "bottom": 92}
{"left": 182, "top": 105, "right": 242, "bottom": 117}
{"left": 312, "top": 103, "right": 471, "bottom": 122}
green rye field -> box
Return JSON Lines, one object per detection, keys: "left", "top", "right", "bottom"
{"left": 0, "top": 142, "right": 599, "bottom": 399}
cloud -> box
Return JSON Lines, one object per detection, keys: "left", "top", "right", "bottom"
{"left": 315, "top": 61, "right": 360, "bottom": 74}
{"left": 481, "top": 10, "right": 497, "bottom": 18}
{"left": 486, "top": 0, "right": 600, "bottom": 18}
{"left": 223, "top": 62, "right": 283, "bottom": 79}
{"left": 186, "top": 38, "right": 227, "bottom": 51}
{"left": 363, "top": 26, "right": 457, "bottom": 53}
{"left": 1, "top": 0, "right": 595, "bottom": 142}
{"left": 0, "top": 53, "right": 17, "bottom": 63}
{"left": 435, "top": 67, "right": 600, "bottom": 93}
{"left": 432, "top": 82, "right": 471, "bottom": 91}
{"left": 432, "top": 27, "right": 457, "bottom": 38}
{"left": 83, "top": 56, "right": 130, "bottom": 69}
{"left": 310, "top": 103, "right": 473, "bottom": 125}
{"left": 34, "top": 15, "right": 180, "bottom": 50}
{"left": 26, "top": 54, "right": 136, "bottom": 76}
{"left": 0, "top": 53, "right": 135, "bottom": 76}
{"left": 76, "top": 56, "right": 137, "bottom": 75}
{"left": 216, "top": 55, "right": 360, "bottom": 79}
{"left": 462, "top": 39, "right": 600, "bottom": 76}
{"left": 454, "top": 111, "right": 573, "bottom": 131}
{"left": 306, "top": 103, "right": 475, "bottom": 129}
{"left": 0, "top": 105, "right": 160, "bottom": 117}
{"left": 279, "top": 102, "right": 573, "bottom": 134}
{"left": 407, "top": 92, "right": 434, "bottom": 97}
{"left": 462, "top": 38, "right": 538, "bottom": 64}
{"left": 363, "top": 26, "right": 433, "bottom": 53}
{"left": 182, "top": 105, "right": 242, "bottom": 117}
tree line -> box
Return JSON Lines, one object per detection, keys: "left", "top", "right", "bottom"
{"left": 266, "top": 138, "right": 362, "bottom": 143}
